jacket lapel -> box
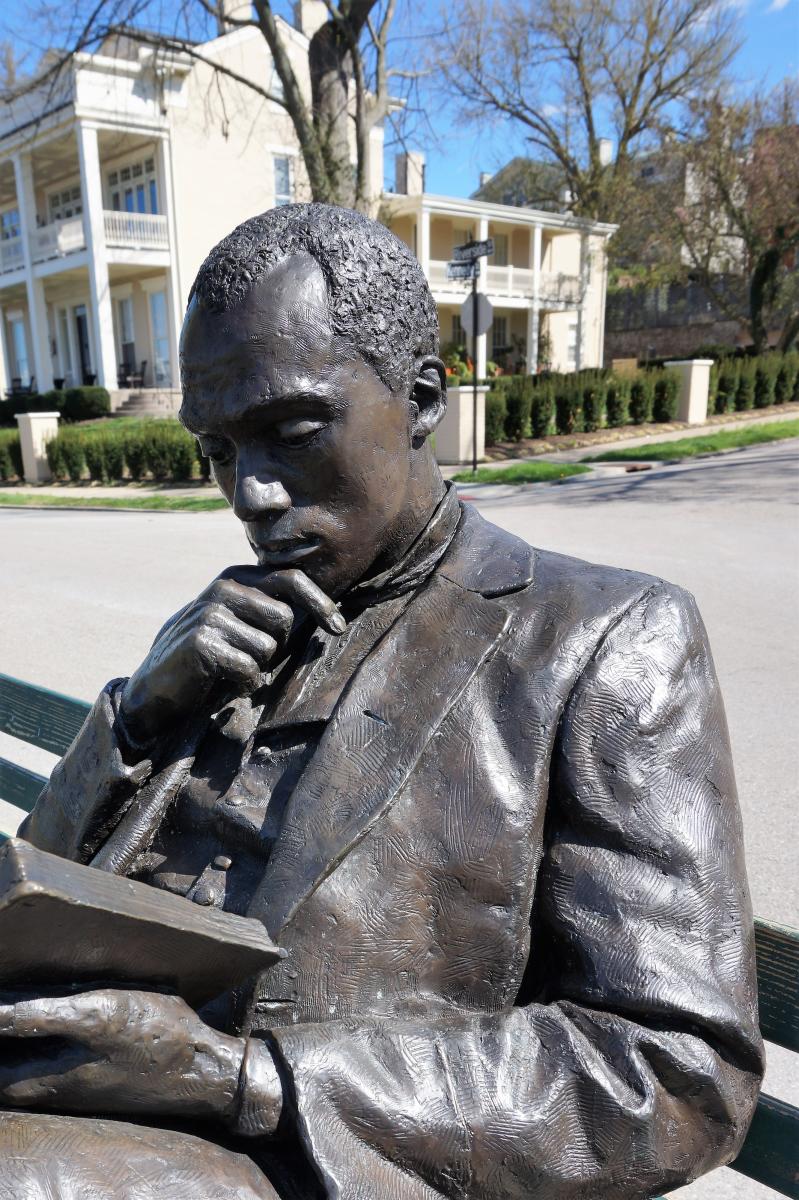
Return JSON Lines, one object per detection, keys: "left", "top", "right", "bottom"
{"left": 248, "top": 572, "right": 511, "bottom": 939}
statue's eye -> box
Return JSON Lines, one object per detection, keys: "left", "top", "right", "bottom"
{"left": 197, "top": 436, "right": 233, "bottom": 464}
{"left": 272, "top": 419, "right": 328, "bottom": 447}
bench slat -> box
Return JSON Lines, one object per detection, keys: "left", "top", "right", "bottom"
{"left": 730, "top": 1092, "right": 799, "bottom": 1198}
{"left": 0, "top": 673, "right": 91, "bottom": 757}
{"left": 755, "top": 919, "right": 799, "bottom": 1054}
{"left": 0, "top": 758, "right": 46, "bottom": 812}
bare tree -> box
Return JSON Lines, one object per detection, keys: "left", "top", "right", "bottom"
{"left": 674, "top": 82, "right": 799, "bottom": 352}
{"left": 438, "top": 0, "right": 740, "bottom": 224}
{"left": 2, "top": 0, "right": 416, "bottom": 210}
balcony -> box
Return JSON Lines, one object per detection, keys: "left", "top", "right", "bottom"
{"left": 427, "top": 260, "right": 580, "bottom": 304}
{"left": 103, "top": 211, "right": 168, "bottom": 251}
{"left": 0, "top": 212, "right": 170, "bottom": 276}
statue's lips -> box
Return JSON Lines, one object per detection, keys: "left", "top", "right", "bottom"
{"left": 254, "top": 537, "right": 321, "bottom": 565}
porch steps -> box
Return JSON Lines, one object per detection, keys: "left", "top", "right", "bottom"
{"left": 110, "top": 389, "right": 181, "bottom": 419}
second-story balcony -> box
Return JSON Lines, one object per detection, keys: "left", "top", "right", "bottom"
{"left": 427, "top": 259, "right": 581, "bottom": 305}
{"left": 0, "top": 212, "right": 170, "bottom": 276}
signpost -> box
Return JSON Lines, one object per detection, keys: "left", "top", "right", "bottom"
{"left": 448, "top": 238, "right": 495, "bottom": 474}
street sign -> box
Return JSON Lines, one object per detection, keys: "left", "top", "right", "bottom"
{"left": 447, "top": 260, "right": 480, "bottom": 282}
{"left": 452, "top": 238, "right": 494, "bottom": 262}
{"left": 460, "top": 292, "right": 493, "bottom": 338}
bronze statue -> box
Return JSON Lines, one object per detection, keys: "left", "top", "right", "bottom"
{"left": 0, "top": 204, "right": 763, "bottom": 1199}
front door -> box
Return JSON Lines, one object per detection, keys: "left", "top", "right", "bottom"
{"left": 74, "top": 305, "right": 94, "bottom": 384}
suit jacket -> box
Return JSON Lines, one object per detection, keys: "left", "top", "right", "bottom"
{"left": 22, "top": 503, "right": 764, "bottom": 1200}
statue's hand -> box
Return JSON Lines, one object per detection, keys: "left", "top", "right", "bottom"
{"left": 0, "top": 988, "right": 250, "bottom": 1122}
{"left": 119, "top": 565, "right": 344, "bottom": 743}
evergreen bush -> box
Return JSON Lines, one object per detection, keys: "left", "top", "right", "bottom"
{"left": 485, "top": 390, "right": 508, "bottom": 446}
{"left": 530, "top": 382, "right": 555, "bottom": 438}
{"left": 605, "top": 377, "right": 630, "bottom": 427}
{"left": 195, "top": 438, "right": 212, "bottom": 480}
{"left": 45, "top": 436, "right": 66, "bottom": 480}
{"left": 629, "top": 375, "right": 654, "bottom": 424}
{"left": 63, "top": 386, "right": 111, "bottom": 422}
{"left": 754, "top": 355, "right": 779, "bottom": 409}
{"left": 774, "top": 355, "right": 796, "bottom": 405}
{"left": 505, "top": 377, "right": 532, "bottom": 441}
{"left": 554, "top": 381, "right": 582, "bottom": 434}
{"left": 103, "top": 433, "right": 126, "bottom": 481}
{"left": 59, "top": 429, "right": 86, "bottom": 481}
{"left": 124, "top": 432, "right": 147, "bottom": 481}
{"left": 84, "top": 437, "right": 107, "bottom": 482}
{"left": 715, "top": 360, "right": 739, "bottom": 413}
{"left": 652, "top": 370, "right": 680, "bottom": 423}
{"left": 0, "top": 432, "right": 23, "bottom": 480}
{"left": 735, "top": 360, "right": 756, "bottom": 410}
{"left": 581, "top": 379, "right": 605, "bottom": 432}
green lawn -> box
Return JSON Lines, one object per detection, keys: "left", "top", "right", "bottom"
{"left": 0, "top": 492, "right": 227, "bottom": 512}
{"left": 452, "top": 462, "right": 591, "bottom": 485}
{"left": 585, "top": 418, "right": 799, "bottom": 462}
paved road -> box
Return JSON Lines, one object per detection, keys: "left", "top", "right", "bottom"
{"left": 2, "top": 438, "right": 797, "bottom": 1199}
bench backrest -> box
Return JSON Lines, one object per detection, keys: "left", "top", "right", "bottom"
{"left": 0, "top": 672, "right": 797, "bottom": 1196}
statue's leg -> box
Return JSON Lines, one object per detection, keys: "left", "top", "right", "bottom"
{"left": 0, "top": 1110, "right": 279, "bottom": 1200}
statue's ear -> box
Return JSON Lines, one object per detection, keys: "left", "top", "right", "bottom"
{"left": 409, "top": 355, "right": 447, "bottom": 445}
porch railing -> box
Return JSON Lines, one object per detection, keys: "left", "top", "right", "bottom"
{"left": 0, "top": 236, "right": 24, "bottom": 274}
{"left": 428, "top": 260, "right": 579, "bottom": 303}
{"left": 29, "top": 217, "right": 86, "bottom": 264}
{"left": 103, "top": 210, "right": 169, "bottom": 250}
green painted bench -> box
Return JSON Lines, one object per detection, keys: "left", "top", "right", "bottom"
{"left": 1, "top": 671, "right": 797, "bottom": 1197}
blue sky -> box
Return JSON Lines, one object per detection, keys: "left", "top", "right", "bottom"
{"left": 413, "top": 0, "right": 799, "bottom": 198}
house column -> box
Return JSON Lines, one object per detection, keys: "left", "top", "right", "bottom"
{"left": 12, "top": 153, "right": 53, "bottom": 391}
{"left": 527, "top": 224, "right": 542, "bottom": 373}
{"left": 77, "top": 122, "right": 117, "bottom": 389}
{"left": 576, "top": 231, "right": 590, "bottom": 370}
{"left": 0, "top": 306, "right": 9, "bottom": 394}
{"left": 155, "top": 136, "right": 183, "bottom": 386}
{"left": 476, "top": 216, "right": 489, "bottom": 377}
{"left": 418, "top": 206, "right": 430, "bottom": 276}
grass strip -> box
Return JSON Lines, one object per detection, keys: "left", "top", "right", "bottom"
{"left": 0, "top": 493, "right": 227, "bottom": 512}
{"left": 452, "top": 462, "right": 591, "bottom": 484}
{"left": 584, "top": 418, "right": 799, "bottom": 462}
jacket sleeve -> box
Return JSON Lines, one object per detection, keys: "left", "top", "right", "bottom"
{"left": 267, "top": 582, "right": 764, "bottom": 1200}
{"left": 19, "top": 679, "right": 154, "bottom": 862}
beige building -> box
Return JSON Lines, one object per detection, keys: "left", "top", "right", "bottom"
{"left": 0, "top": 7, "right": 611, "bottom": 408}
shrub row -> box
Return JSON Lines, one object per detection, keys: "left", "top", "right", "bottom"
{"left": 710, "top": 351, "right": 799, "bottom": 415}
{"left": 0, "top": 386, "right": 111, "bottom": 427}
{"left": 485, "top": 367, "right": 681, "bottom": 445}
{"left": 0, "top": 429, "right": 23, "bottom": 480}
{"left": 45, "top": 421, "right": 209, "bottom": 483}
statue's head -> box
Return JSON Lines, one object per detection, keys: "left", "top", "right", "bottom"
{"left": 180, "top": 203, "right": 447, "bottom": 596}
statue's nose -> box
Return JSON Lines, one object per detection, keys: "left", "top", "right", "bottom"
{"left": 232, "top": 473, "right": 292, "bottom": 522}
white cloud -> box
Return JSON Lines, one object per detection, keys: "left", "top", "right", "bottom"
{"left": 767, "top": 0, "right": 791, "bottom": 11}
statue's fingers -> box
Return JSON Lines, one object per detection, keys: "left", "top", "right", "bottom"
{"left": 257, "top": 569, "right": 346, "bottom": 635}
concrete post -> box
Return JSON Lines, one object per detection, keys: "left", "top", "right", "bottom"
{"left": 435, "top": 384, "right": 487, "bottom": 466}
{"left": 77, "top": 122, "right": 118, "bottom": 390}
{"left": 664, "top": 359, "right": 714, "bottom": 425}
{"left": 12, "top": 153, "right": 53, "bottom": 392}
{"left": 15, "top": 411, "right": 60, "bottom": 482}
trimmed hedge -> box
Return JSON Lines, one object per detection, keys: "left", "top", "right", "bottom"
{"left": 44, "top": 420, "right": 201, "bottom": 483}
{"left": 652, "top": 371, "right": 680, "bottom": 423}
{"left": 485, "top": 391, "right": 507, "bottom": 447}
{"left": 0, "top": 430, "right": 23, "bottom": 480}
{"left": 0, "top": 385, "right": 111, "bottom": 427}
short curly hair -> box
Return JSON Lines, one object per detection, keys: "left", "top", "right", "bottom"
{"left": 189, "top": 203, "right": 439, "bottom": 392}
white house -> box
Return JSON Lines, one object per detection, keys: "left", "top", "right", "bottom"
{"left": 0, "top": 3, "right": 612, "bottom": 411}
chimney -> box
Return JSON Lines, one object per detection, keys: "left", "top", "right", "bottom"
{"left": 479, "top": 171, "right": 493, "bottom": 188}
{"left": 598, "top": 138, "right": 613, "bottom": 167}
{"left": 395, "top": 152, "right": 426, "bottom": 196}
{"left": 293, "top": 0, "right": 328, "bottom": 38}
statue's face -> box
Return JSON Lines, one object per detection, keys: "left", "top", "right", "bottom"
{"left": 180, "top": 253, "right": 420, "bottom": 596}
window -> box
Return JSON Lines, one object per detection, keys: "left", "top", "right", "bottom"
{"left": 48, "top": 187, "right": 82, "bottom": 222}
{"left": 148, "top": 290, "right": 171, "bottom": 386}
{"left": 491, "top": 234, "right": 508, "bottom": 267}
{"left": 1, "top": 208, "right": 20, "bottom": 240}
{"left": 9, "top": 317, "right": 30, "bottom": 380}
{"left": 451, "top": 314, "right": 466, "bottom": 346}
{"left": 491, "top": 316, "right": 508, "bottom": 354}
{"left": 567, "top": 319, "right": 579, "bottom": 369}
{"left": 116, "top": 296, "right": 135, "bottom": 367}
{"left": 107, "top": 155, "right": 158, "bottom": 214}
{"left": 274, "top": 156, "right": 292, "bottom": 206}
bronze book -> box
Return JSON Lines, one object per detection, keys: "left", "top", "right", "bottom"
{"left": 0, "top": 838, "right": 282, "bottom": 1006}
